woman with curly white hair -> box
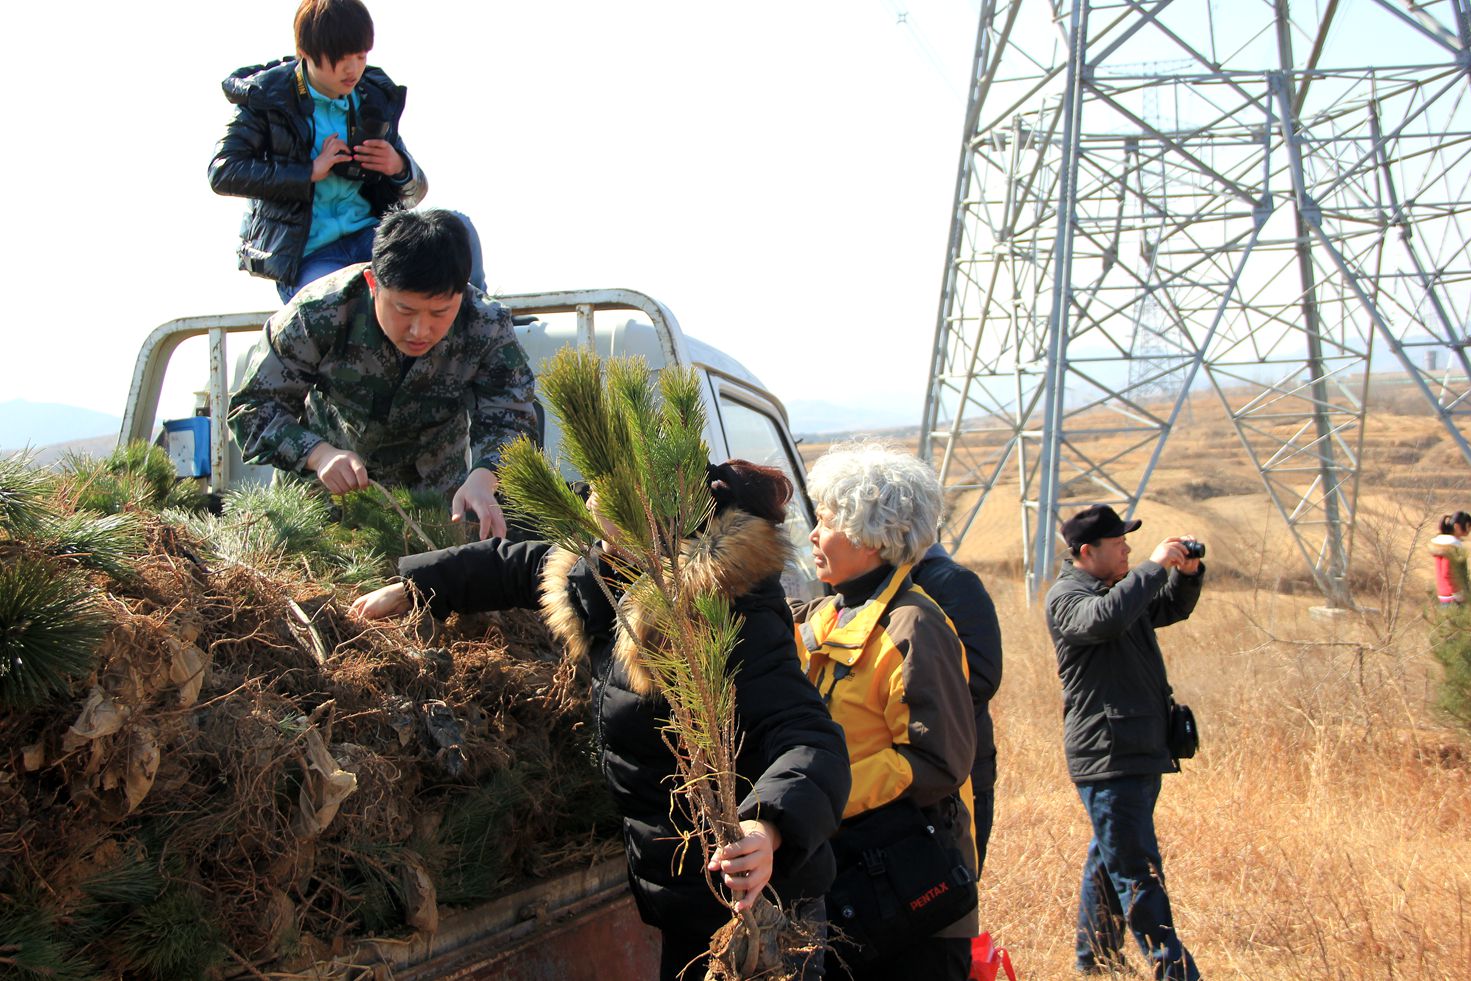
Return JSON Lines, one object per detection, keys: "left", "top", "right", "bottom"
{"left": 791, "top": 441, "right": 979, "bottom": 980}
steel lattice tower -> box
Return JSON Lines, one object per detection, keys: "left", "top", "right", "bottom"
{"left": 921, "top": 0, "right": 1471, "bottom": 604}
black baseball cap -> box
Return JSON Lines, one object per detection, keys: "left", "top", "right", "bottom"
{"left": 1061, "top": 504, "right": 1142, "bottom": 550}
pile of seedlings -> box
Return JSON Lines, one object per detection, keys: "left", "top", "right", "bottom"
{"left": 0, "top": 446, "right": 619, "bottom": 980}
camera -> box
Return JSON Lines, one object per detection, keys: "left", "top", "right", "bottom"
{"left": 331, "top": 106, "right": 390, "bottom": 181}
{"left": 1182, "top": 539, "right": 1206, "bottom": 560}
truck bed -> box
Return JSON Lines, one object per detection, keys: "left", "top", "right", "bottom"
{"left": 355, "top": 860, "right": 660, "bottom": 980}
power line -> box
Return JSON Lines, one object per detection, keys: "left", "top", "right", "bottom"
{"left": 876, "top": 0, "right": 966, "bottom": 103}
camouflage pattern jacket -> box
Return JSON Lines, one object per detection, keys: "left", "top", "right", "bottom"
{"left": 228, "top": 265, "right": 536, "bottom": 494}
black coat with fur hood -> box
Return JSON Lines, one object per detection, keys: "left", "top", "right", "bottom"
{"left": 397, "top": 509, "right": 851, "bottom": 936}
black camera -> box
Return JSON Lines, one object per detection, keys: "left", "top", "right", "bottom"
{"left": 1182, "top": 539, "right": 1206, "bottom": 559}
{"left": 331, "top": 106, "right": 390, "bottom": 181}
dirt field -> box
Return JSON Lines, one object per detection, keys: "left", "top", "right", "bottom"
{"left": 802, "top": 392, "right": 1471, "bottom": 979}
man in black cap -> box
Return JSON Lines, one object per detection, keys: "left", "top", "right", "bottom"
{"left": 1044, "top": 505, "right": 1204, "bottom": 980}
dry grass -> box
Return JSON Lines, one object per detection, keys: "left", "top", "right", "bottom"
{"left": 972, "top": 552, "right": 1471, "bottom": 979}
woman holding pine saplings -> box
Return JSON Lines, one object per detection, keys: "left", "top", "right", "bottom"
{"left": 352, "top": 350, "right": 849, "bottom": 981}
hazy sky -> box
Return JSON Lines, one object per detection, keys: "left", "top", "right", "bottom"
{"left": 2, "top": 0, "right": 979, "bottom": 428}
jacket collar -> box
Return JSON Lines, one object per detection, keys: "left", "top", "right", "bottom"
{"left": 799, "top": 563, "right": 913, "bottom": 668}
{"left": 833, "top": 563, "right": 892, "bottom": 610}
{"left": 537, "top": 508, "right": 792, "bottom": 696}
{"left": 1060, "top": 559, "right": 1110, "bottom": 591}
{"left": 305, "top": 77, "right": 353, "bottom": 111}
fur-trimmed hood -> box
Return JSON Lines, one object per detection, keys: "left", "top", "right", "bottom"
{"left": 394, "top": 518, "right": 849, "bottom": 934}
{"left": 538, "top": 509, "right": 793, "bottom": 696}
{"left": 1429, "top": 533, "right": 1465, "bottom": 559}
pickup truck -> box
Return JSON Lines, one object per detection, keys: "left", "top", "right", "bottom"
{"left": 117, "top": 288, "right": 821, "bottom": 978}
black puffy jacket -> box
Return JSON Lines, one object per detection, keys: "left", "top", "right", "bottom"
{"left": 207, "top": 58, "right": 426, "bottom": 286}
{"left": 911, "top": 543, "right": 1003, "bottom": 790}
{"left": 398, "top": 510, "right": 852, "bottom": 939}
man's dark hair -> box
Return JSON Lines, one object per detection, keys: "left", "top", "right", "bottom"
{"left": 371, "top": 209, "right": 472, "bottom": 296}
{"left": 295, "top": 0, "right": 374, "bottom": 66}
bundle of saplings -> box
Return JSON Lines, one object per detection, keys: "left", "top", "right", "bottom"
{"left": 0, "top": 446, "right": 618, "bottom": 981}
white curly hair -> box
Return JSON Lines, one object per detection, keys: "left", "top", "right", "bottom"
{"left": 805, "top": 440, "right": 942, "bottom": 566}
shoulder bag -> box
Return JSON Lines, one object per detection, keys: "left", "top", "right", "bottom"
{"left": 826, "top": 794, "right": 978, "bottom": 961}
{"left": 1167, "top": 699, "right": 1199, "bottom": 760}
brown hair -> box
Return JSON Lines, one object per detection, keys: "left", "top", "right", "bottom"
{"left": 707, "top": 460, "right": 792, "bottom": 524}
{"left": 294, "top": 0, "right": 374, "bottom": 65}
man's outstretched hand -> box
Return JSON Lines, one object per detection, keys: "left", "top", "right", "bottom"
{"left": 307, "top": 442, "right": 370, "bottom": 495}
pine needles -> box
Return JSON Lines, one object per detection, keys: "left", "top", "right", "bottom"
{"left": 496, "top": 436, "right": 601, "bottom": 554}
{"left": 60, "top": 443, "right": 207, "bottom": 516}
{"left": 1431, "top": 603, "right": 1471, "bottom": 730}
{"left": 0, "top": 556, "right": 107, "bottom": 710}
{"left": 0, "top": 448, "right": 153, "bottom": 708}
{"left": 33, "top": 511, "right": 146, "bottom": 582}
{"left": 500, "top": 350, "right": 737, "bottom": 771}
{"left": 0, "top": 905, "right": 94, "bottom": 981}
{"left": 110, "top": 888, "right": 225, "bottom": 980}
{"left": 175, "top": 479, "right": 463, "bottom": 585}
{"left": 0, "top": 454, "right": 52, "bottom": 534}
{"left": 497, "top": 348, "right": 805, "bottom": 979}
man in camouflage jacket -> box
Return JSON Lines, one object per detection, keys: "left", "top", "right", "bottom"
{"left": 229, "top": 209, "right": 536, "bottom": 539}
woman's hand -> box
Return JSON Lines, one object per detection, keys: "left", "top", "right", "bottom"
{"left": 350, "top": 582, "right": 409, "bottom": 620}
{"left": 708, "top": 819, "right": 782, "bottom": 912}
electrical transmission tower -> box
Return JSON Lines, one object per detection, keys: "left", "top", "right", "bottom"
{"left": 921, "top": 0, "right": 1471, "bottom": 605}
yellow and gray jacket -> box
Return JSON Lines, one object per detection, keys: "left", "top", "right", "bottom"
{"left": 793, "top": 563, "right": 978, "bottom": 936}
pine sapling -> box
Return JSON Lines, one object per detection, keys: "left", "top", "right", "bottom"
{"left": 0, "top": 454, "right": 54, "bottom": 537}
{"left": 0, "top": 555, "right": 108, "bottom": 710}
{"left": 498, "top": 348, "right": 818, "bottom": 980}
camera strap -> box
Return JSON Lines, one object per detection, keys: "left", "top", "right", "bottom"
{"left": 298, "top": 63, "right": 359, "bottom": 150}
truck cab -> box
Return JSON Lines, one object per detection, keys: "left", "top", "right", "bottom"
{"left": 120, "top": 286, "right": 821, "bottom": 597}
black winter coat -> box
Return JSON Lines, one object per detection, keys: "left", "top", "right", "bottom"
{"left": 398, "top": 510, "right": 852, "bottom": 938}
{"left": 207, "top": 58, "right": 426, "bottom": 286}
{"left": 911, "top": 543, "right": 1003, "bottom": 790}
{"left": 1045, "top": 559, "right": 1204, "bottom": 782}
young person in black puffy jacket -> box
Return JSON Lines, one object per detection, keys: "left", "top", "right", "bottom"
{"left": 208, "top": 0, "right": 482, "bottom": 302}
{"left": 352, "top": 460, "right": 851, "bottom": 980}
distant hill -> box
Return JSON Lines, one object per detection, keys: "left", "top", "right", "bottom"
{"left": 0, "top": 399, "right": 121, "bottom": 453}
{"left": 6, "top": 434, "right": 117, "bottom": 468}
{"left": 785, "top": 398, "right": 921, "bottom": 438}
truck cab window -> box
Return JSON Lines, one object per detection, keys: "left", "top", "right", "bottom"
{"left": 716, "top": 396, "right": 822, "bottom": 599}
